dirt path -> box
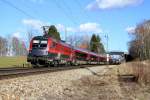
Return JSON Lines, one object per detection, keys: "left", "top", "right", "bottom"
{"left": 60, "top": 65, "right": 150, "bottom": 100}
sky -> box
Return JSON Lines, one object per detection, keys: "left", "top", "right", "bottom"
{"left": 0, "top": 0, "right": 150, "bottom": 52}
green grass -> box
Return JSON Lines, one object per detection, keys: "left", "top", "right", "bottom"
{"left": 0, "top": 56, "right": 29, "bottom": 68}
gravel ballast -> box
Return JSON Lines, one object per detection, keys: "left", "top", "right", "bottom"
{"left": 0, "top": 65, "right": 108, "bottom": 100}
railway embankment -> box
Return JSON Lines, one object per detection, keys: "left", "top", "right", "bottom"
{"left": 0, "top": 62, "right": 150, "bottom": 100}
{"left": 0, "top": 65, "right": 108, "bottom": 99}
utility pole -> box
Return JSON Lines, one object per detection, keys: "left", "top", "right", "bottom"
{"left": 42, "top": 26, "right": 50, "bottom": 36}
{"left": 105, "top": 34, "right": 109, "bottom": 65}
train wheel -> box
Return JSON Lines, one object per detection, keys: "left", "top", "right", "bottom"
{"left": 68, "top": 62, "right": 71, "bottom": 66}
{"left": 65, "top": 62, "right": 70, "bottom": 67}
{"left": 74, "top": 61, "right": 79, "bottom": 66}
{"left": 31, "top": 62, "right": 38, "bottom": 68}
{"left": 53, "top": 61, "right": 59, "bottom": 67}
{"left": 32, "top": 64, "right": 39, "bottom": 68}
{"left": 44, "top": 64, "right": 49, "bottom": 67}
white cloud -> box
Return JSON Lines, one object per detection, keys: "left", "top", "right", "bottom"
{"left": 66, "top": 27, "right": 76, "bottom": 33}
{"left": 79, "top": 22, "right": 103, "bottom": 33}
{"left": 56, "top": 24, "right": 65, "bottom": 32}
{"left": 12, "top": 31, "right": 28, "bottom": 41}
{"left": 126, "top": 26, "right": 135, "bottom": 34}
{"left": 55, "top": 24, "right": 76, "bottom": 33}
{"left": 22, "top": 19, "right": 48, "bottom": 31}
{"left": 22, "top": 19, "right": 103, "bottom": 34}
{"left": 56, "top": 23, "right": 103, "bottom": 33}
{"left": 13, "top": 32, "right": 22, "bottom": 38}
{"left": 86, "top": 0, "right": 143, "bottom": 10}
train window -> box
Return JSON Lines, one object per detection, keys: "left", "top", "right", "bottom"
{"left": 32, "top": 40, "right": 47, "bottom": 48}
{"left": 32, "top": 40, "right": 39, "bottom": 48}
{"left": 75, "top": 52, "right": 87, "bottom": 60}
{"left": 40, "top": 40, "right": 47, "bottom": 48}
{"left": 40, "top": 44, "right": 47, "bottom": 48}
{"left": 91, "top": 56, "right": 97, "bottom": 61}
{"left": 33, "top": 40, "right": 40, "bottom": 43}
{"left": 32, "top": 44, "right": 39, "bottom": 48}
{"left": 41, "top": 40, "right": 47, "bottom": 44}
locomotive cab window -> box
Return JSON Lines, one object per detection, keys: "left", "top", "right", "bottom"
{"left": 32, "top": 39, "right": 47, "bottom": 48}
{"left": 40, "top": 40, "right": 47, "bottom": 48}
{"left": 32, "top": 40, "right": 40, "bottom": 48}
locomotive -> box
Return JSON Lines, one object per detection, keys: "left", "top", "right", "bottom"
{"left": 27, "top": 36, "right": 109, "bottom": 67}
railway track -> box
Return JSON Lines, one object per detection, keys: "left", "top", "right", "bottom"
{"left": 0, "top": 65, "right": 102, "bottom": 80}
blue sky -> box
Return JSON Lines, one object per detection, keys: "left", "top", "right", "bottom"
{"left": 0, "top": 0, "right": 150, "bottom": 52}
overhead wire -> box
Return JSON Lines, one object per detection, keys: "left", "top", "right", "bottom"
{"left": 61, "top": 0, "right": 79, "bottom": 25}
{"left": 19, "top": 0, "right": 43, "bottom": 19}
{"left": 74, "top": 0, "right": 91, "bottom": 20}
{"left": 0, "top": 0, "right": 36, "bottom": 19}
{"left": 53, "top": 0, "right": 78, "bottom": 26}
{"left": 1, "top": 0, "right": 79, "bottom": 26}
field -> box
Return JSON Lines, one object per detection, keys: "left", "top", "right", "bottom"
{"left": 0, "top": 56, "right": 28, "bottom": 68}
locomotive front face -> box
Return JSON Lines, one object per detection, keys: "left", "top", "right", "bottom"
{"left": 29, "top": 39, "right": 48, "bottom": 57}
{"left": 27, "top": 37, "right": 49, "bottom": 65}
{"left": 29, "top": 39, "right": 48, "bottom": 56}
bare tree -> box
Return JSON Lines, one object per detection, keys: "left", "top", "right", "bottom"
{"left": 67, "top": 34, "right": 90, "bottom": 49}
{"left": 0, "top": 36, "right": 8, "bottom": 56}
{"left": 129, "top": 20, "right": 150, "bottom": 60}
{"left": 27, "top": 29, "right": 35, "bottom": 44}
{"left": 78, "top": 35, "right": 90, "bottom": 50}
{"left": 11, "top": 37, "right": 27, "bottom": 56}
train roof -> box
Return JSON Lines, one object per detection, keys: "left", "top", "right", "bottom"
{"left": 89, "top": 52, "right": 99, "bottom": 56}
{"left": 73, "top": 47, "right": 102, "bottom": 57}
{"left": 33, "top": 36, "right": 48, "bottom": 40}
{"left": 59, "top": 41, "right": 72, "bottom": 48}
{"left": 73, "top": 47, "right": 89, "bottom": 54}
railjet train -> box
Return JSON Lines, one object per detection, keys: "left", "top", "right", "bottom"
{"left": 27, "top": 36, "right": 110, "bottom": 67}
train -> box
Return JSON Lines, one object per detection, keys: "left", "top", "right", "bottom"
{"left": 27, "top": 36, "right": 111, "bottom": 67}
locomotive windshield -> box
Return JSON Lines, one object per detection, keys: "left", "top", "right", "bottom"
{"left": 32, "top": 39, "right": 47, "bottom": 48}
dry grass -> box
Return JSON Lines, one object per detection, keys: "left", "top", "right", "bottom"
{"left": 118, "top": 60, "right": 150, "bottom": 85}
{"left": 66, "top": 64, "right": 150, "bottom": 100}
{"left": 63, "top": 67, "right": 125, "bottom": 100}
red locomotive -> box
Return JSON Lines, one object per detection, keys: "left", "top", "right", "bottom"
{"left": 27, "top": 36, "right": 109, "bottom": 67}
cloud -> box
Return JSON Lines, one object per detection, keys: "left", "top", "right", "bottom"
{"left": 56, "top": 23, "right": 103, "bottom": 33}
{"left": 56, "top": 24, "right": 76, "bottom": 33}
{"left": 22, "top": 19, "right": 103, "bottom": 34}
{"left": 126, "top": 26, "right": 135, "bottom": 34}
{"left": 13, "top": 32, "right": 22, "bottom": 38}
{"left": 79, "top": 23, "right": 103, "bottom": 33}
{"left": 12, "top": 31, "right": 28, "bottom": 41}
{"left": 86, "top": 0, "right": 143, "bottom": 10}
{"left": 56, "top": 24, "right": 65, "bottom": 32}
{"left": 66, "top": 27, "right": 76, "bottom": 33}
{"left": 22, "top": 19, "right": 48, "bottom": 31}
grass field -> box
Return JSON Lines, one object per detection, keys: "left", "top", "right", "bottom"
{"left": 0, "top": 56, "right": 29, "bottom": 68}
